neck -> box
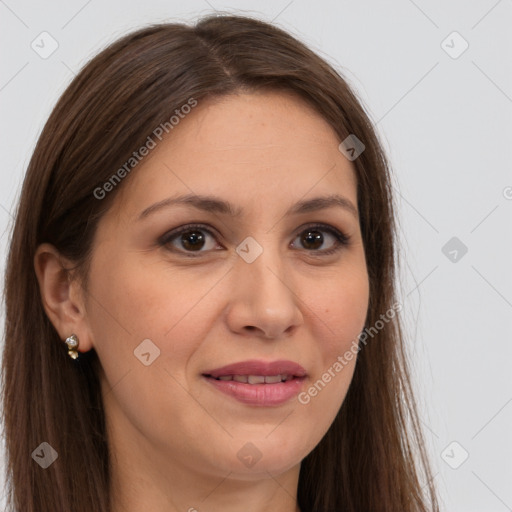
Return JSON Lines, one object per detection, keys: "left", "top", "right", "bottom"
{"left": 109, "top": 453, "right": 302, "bottom": 512}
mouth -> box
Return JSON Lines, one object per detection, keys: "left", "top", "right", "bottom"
{"left": 201, "top": 360, "right": 307, "bottom": 406}
{"left": 204, "top": 374, "right": 299, "bottom": 384}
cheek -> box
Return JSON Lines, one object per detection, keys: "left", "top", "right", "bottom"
{"left": 296, "top": 263, "right": 368, "bottom": 417}
{"left": 86, "top": 255, "right": 222, "bottom": 351}
{"left": 86, "top": 256, "right": 223, "bottom": 446}
{"left": 307, "top": 264, "right": 369, "bottom": 356}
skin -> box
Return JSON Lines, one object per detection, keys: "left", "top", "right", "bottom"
{"left": 35, "top": 91, "right": 370, "bottom": 512}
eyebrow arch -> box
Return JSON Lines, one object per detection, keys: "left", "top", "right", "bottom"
{"left": 137, "top": 193, "right": 358, "bottom": 221}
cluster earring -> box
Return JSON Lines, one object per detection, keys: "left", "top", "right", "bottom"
{"left": 65, "top": 334, "right": 79, "bottom": 359}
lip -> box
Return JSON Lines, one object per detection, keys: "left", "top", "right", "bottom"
{"left": 202, "top": 359, "right": 307, "bottom": 407}
{"left": 202, "top": 359, "right": 307, "bottom": 379}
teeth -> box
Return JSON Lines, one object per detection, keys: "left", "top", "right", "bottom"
{"left": 213, "top": 374, "right": 293, "bottom": 384}
{"left": 264, "top": 375, "right": 282, "bottom": 384}
{"left": 248, "top": 375, "right": 266, "bottom": 384}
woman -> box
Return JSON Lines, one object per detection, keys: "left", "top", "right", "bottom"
{"left": 1, "top": 14, "right": 439, "bottom": 512}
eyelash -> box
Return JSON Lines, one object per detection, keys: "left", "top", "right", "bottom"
{"left": 159, "top": 223, "right": 350, "bottom": 258}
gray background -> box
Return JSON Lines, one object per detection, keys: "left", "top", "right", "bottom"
{"left": 1, "top": 1, "right": 511, "bottom": 510}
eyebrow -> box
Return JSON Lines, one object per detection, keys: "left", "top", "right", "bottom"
{"left": 137, "top": 193, "right": 358, "bottom": 220}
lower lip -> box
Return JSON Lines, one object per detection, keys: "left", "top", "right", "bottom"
{"left": 203, "top": 376, "right": 306, "bottom": 406}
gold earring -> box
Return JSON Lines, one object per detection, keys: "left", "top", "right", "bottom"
{"left": 65, "top": 334, "right": 79, "bottom": 359}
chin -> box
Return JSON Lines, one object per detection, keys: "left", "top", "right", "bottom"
{"left": 214, "top": 436, "right": 311, "bottom": 478}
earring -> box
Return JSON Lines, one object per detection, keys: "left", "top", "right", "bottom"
{"left": 65, "top": 334, "right": 79, "bottom": 359}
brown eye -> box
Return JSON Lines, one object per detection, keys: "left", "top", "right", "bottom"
{"left": 291, "top": 224, "right": 350, "bottom": 255}
{"left": 160, "top": 224, "right": 220, "bottom": 254}
{"left": 300, "top": 230, "right": 324, "bottom": 250}
{"left": 180, "top": 230, "right": 206, "bottom": 251}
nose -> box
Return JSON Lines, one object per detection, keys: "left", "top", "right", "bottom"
{"left": 224, "top": 245, "right": 304, "bottom": 339}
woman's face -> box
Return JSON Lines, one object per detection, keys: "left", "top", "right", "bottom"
{"left": 82, "top": 91, "right": 369, "bottom": 482}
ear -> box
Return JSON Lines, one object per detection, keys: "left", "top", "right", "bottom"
{"left": 34, "top": 243, "right": 94, "bottom": 354}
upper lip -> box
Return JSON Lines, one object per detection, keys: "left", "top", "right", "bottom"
{"left": 202, "top": 359, "right": 307, "bottom": 378}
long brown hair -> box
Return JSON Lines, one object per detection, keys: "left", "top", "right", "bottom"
{"left": 1, "top": 14, "right": 438, "bottom": 512}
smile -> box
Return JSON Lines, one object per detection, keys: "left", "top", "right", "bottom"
{"left": 206, "top": 374, "right": 296, "bottom": 384}
{"left": 201, "top": 359, "right": 307, "bottom": 406}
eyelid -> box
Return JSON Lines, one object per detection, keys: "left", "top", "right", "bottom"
{"left": 292, "top": 222, "right": 349, "bottom": 242}
{"left": 158, "top": 223, "right": 222, "bottom": 255}
{"left": 159, "top": 222, "right": 350, "bottom": 255}
{"left": 290, "top": 222, "right": 350, "bottom": 255}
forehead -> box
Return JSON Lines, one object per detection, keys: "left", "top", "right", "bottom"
{"left": 110, "top": 91, "right": 358, "bottom": 220}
